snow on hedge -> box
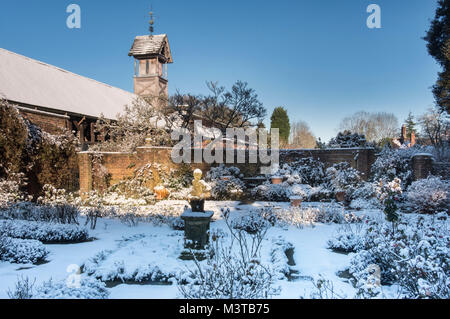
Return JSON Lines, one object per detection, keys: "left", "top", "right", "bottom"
{"left": 0, "top": 220, "right": 90, "bottom": 243}
{"left": 83, "top": 233, "right": 184, "bottom": 284}
{"left": 0, "top": 236, "right": 48, "bottom": 264}
{"left": 271, "top": 238, "right": 296, "bottom": 280}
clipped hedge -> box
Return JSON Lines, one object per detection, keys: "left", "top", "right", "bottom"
{"left": 0, "top": 236, "right": 48, "bottom": 264}
{"left": 0, "top": 220, "right": 90, "bottom": 243}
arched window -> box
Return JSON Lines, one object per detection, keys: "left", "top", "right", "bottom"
{"left": 146, "top": 60, "right": 149, "bottom": 75}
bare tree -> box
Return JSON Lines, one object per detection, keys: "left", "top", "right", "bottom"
{"left": 93, "top": 96, "right": 173, "bottom": 152}
{"left": 200, "top": 81, "right": 267, "bottom": 130}
{"left": 289, "top": 121, "right": 317, "bottom": 149}
{"left": 339, "top": 111, "right": 398, "bottom": 143}
{"left": 419, "top": 106, "right": 449, "bottom": 160}
{"left": 166, "top": 91, "right": 202, "bottom": 130}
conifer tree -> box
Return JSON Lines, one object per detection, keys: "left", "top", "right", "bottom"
{"left": 405, "top": 112, "right": 417, "bottom": 139}
{"left": 270, "top": 107, "right": 290, "bottom": 146}
{"left": 424, "top": 0, "right": 450, "bottom": 113}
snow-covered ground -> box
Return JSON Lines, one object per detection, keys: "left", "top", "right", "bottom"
{"left": 0, "top": 200, "right": 385, "bottom": 299}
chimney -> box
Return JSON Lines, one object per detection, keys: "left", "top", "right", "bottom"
{"left": 411, "top": 130, "right": 416, "bottom": 146}
{"left": 401, "top": 124, "right": 407, "bottom": 143}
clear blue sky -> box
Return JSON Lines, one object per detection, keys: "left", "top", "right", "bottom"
{"left": 0, "top": 0, "right": 440, "bottom": 141}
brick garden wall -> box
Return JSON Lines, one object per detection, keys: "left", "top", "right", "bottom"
{"left": 78, "top": 147, "right": 376, "bottom": 195}
{"left": 19, "top": 109, "right": 70, "bottom": 135}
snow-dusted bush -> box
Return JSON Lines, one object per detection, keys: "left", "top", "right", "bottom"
{"left": 0, "top": 220, "right": 90, "bottom": 243}
{"left": 33, "top": 276, "right": 109, "bottom": 299}
{"left": 404, "top": 176, "right": 449, "bottom": 214}
{"left": 347, "top": 216, "right": 449, "bottom": 299}
{"left": 327, "top": 223, "right": 366, "bottom": 253}
{"left": 105, "top": 164, "right": 156, "bottom": 205}
{"left": 375, "top": 177, "right": 403, "bottom": 223}
{"left": 0, "top": 235, "right": 48, "bottom": 264}
{"left": 83, "top": 234, "right": 181, "bottom": 284}
{"left": 328, "top": 131, "right": 367, "bottom": 148}
{"left": 326, "top": 162, "right": 361, "bottom": 193}
{"left": 230, "top": 208, "right": 276, "bottom": 234}
{"left": 206, "top": 165, "right": 246, "bottom": 200}
{"left": 371, "top": 147, "right": 424, "bottom": 188}
{"left": 251, "top": 182, "right": 290, "bottom": 201}
{"left": 279, "top": 157, "right": 326, "bottom": 187}
{"left": 269, "top": 204, "right": 361, "bottom": 228}
{"left": 0, "top": 173, "right": 30, "bottom": 209}
{"left": 349, "top": 182, "right": 380, "bottom": 210}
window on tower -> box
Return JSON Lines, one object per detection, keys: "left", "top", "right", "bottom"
{"left": 146, "top": 60, "right": 149, "bottom": 75}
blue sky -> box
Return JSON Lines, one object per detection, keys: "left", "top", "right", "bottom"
{"left": 0, "top": 0, "right": 439, "bottom": 141}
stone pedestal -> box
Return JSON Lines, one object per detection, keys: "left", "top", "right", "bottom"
{"left": 181, "top": 209, "right": 213, "bottom": 250}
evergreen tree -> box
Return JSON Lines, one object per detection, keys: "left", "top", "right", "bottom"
{"left": 405, "top": 112, "right": 417, "bottom": 139}
{"left": 270, "top": 107, "right": 290, "bottom": 146}
{"left": 424, "top": 0, "right": 450, "bottom": 113}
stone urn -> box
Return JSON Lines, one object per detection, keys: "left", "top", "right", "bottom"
{"left": 335, "top": 191, "right": 346, "bottom": 202}
{"left": 181, "top": 209, "right": 214, "bottom": 249}
{"left": 290, "top": 196, "right": 303, "bottom": 207}
{"left": 180, "top": 169, "right": 214, "bottom": 255}
{"left": 271, "top": 176, "right": 283, "bottom": 185}
{"left": 154, "top": 185, "right": 169, "bottom": 200}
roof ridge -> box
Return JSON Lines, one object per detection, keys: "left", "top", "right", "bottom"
{"left": 0, "top": 48, "right": 135, "bottom": 97}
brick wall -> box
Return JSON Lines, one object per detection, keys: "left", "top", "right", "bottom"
{"left": 78, "top": 147, "right": 376, "bottom": 195}
{"left": 19, "top": 109, "right": 69, "bottom": 135}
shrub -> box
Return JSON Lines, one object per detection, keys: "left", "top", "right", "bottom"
{"left": 206, "top": 165, "right": 246, "bottom": 200}
{"left": 0, "top": 220, "right": 90, "bottom": 243}
{"left": 251, "top": 182, "right": 290, "bottom": 201}
{"left": 7, "top": 276, "right": 35, "bottom": 299}
{"left": 349, "top": 182, "right": 380, "bottom": 210}
{"left": 35, "top": 131, "right": 79, "bottom": 193}
{"left": 0, "top": 235, "right": 48, "bottom": 264}
{"left": 328, "top": 131, "right": 367, "bottom": 148}
{"left": 404, "top": 176, "right": 449, "bottom": 214}
{"left": 0, "top": 99, "right": 80, "bottom": 196}
{"left": 0, "top": 173, "right": 29, "bottom": 209}
{"left": 345, "top": 216, "right": 450, "bottom": 299}
{"left": 264, "top": 205, "right": 360, "bottom": 229}
{"left": 325, "top": 162, "right": 361, "bottom": 192}
{"left": 280, "top": 157, "right": 326, "bottom": 187}
{"left": 327, "top": 223, "right": 366, "bottom": 253}
{"left": 33, "top": 276, "right": 109, "bottom": 299}
{"left": 371, "top": 147, "right": 424, "bottom": 188}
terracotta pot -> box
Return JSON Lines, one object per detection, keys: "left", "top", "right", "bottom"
{"left": 335, "top": 191, "right": 345, "bottom": 202}
{"left": 271, "top": 176, "right": 283, "bottom": 185}
{"left": 290, "top": 197, "right": 302, "bottom": 207}
{"left": 154, "top": 186, "right": 170, "bottom": 200}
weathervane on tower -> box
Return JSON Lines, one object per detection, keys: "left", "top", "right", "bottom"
{"left": 149, "top": 6, "right": 155, "bottom": 36}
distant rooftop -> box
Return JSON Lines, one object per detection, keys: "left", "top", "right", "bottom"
{"left": 128, "top": 34, "right": 173, "bottom": 63}
{"left": 0, "top": 48, "right": 136, "bottom": 119}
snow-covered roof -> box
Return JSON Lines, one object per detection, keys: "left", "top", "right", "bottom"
{"left": 0, "top": 48, "right": 136, "bottom": 120}
{"left": 128, "top": 34, "right": 173, "bottom": 63}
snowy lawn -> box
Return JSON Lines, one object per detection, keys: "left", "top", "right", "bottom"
{"left": 0, "top": 200, "right": 390, "bottom": 299}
